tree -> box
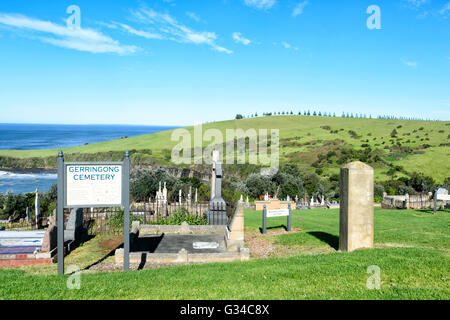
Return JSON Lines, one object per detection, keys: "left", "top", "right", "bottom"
{"left": 235, "top": 114, "right": 243, "bottom": 120}
{"left": 280, "top": 163, "right": 302, "bottom": 177}
{"left": 408, "top": 172, "right": 435, "bottom": 193}
{"left": 245, "top": 174, "right": 275, "bottom": 198}
{"left": 391, "top": 129, "right": 398, "bottom": 138}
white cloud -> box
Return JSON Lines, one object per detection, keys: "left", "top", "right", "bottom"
{"left": 0, "top": 13, "right": 136, "bottom": 54}
{"left": 186, "top": 12, "right": 201, "bottom": 22}
{"left": 439, "top": 2, "right": 450, "bottom": 17}
{"left": 402, "top": 59, "right": 417, "bottom": 68}
{"left": 281, "top": 41, "right": 291, "bottom": 49}
{"left": 232, "top": 32, "right": 251, "bottom": 45}
{"left": 132, "top": 8, "right": 232, "bottom": 54}
{"left": 292, "top": 1, "right": 309, "bottom": 17}
{"left": 402, "top": 0, "right": 430, "bottom": 9}
{"left": 118, "top": 23, "right": 162, "bottom": 39}
{"left": 244, "top": 0, "right": 276, "bottom": 10}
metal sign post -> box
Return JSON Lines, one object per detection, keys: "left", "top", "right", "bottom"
{"left": 262, "top": 204, "right": 292, "bottom": 234}
{"left": 57, "top": 151, "right": 130, "bottom": 275}
{"left": 287, "top": 203, "right": 292, "bottom": 232}
{"left": 122, "top": 151, "right": 130, "bottom": 271}
{"left": 57, "top": 151, "right": 65, "bottom": 275}
{"left": 434, "top": 190, "right": 437, "bottom": 215}
{"left": 262, "top": 205, "right": 267, "bottom": 234}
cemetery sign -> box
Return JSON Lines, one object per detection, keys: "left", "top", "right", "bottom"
{"left": 262, "top": 204, "right": 292, "bottom": 234}
{"left": 57, "top": 151, "right": 131, "bottom": 275}
{"left": 65, "top": 164, "right": 123, "bottom": 207}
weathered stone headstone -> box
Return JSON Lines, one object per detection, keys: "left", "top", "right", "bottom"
{"left": 339, "top": 161, "right": 374, "bottom": 252}
{"left": 187, "top": 186, "right": 192, "bottom": 205}
{"left": 41, "top": 224, "right": 57, "bottom": 253}
{"left": 65, "top": 208, "right": 84, "bottom": 242}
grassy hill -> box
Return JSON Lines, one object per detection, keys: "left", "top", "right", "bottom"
{"left": 0, "top": 116, "right": 449, "bottom": 183}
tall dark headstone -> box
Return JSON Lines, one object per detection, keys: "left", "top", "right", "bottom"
{"left": 209, "top": 161, "right": 227, "bottom": 225}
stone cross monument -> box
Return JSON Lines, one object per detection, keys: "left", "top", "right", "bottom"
{"left": 339, "top": 161, "right": 374, "bottom": 252}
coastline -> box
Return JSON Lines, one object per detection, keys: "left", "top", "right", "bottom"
{"left": 0, "top": 167, "right": 57, "bottom": 174}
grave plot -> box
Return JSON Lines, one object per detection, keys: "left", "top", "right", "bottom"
{"left": 132, "top": 234, "right": 226, "bottom": 254}
{"left": 115, "top": 221, "right": 250, "bottom": 266}
{"left": 0, "top": 230, "right": 52, "bottom": 267}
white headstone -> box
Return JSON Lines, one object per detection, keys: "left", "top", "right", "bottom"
{"left": 35, "top": 189, "right": 40, "bottom": 224}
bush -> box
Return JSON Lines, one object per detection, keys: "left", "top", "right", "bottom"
{"left": 374, "top": 183, "right": 385, "bottom": 199}
{"left": 245, "top": 174, "right": 275, "bottom": 198}
{"left": 149, "top": 208, "right": 208, "bottom": 225}
{"left": 108, "top": 209, "right": 144, "bottom": 230}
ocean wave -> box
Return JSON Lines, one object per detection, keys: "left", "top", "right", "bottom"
{"left": 0, "top": 171, "right": 57, "bottom": 180}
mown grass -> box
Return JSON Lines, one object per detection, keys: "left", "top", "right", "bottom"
{"left": 0, "top": 208, "right": 448, "bottom": 300}
{"left": 244, "top": 208, "right": 450, "bottom": 250}
{"left": 1, "top": 116, "right": 448, "bottom": 182}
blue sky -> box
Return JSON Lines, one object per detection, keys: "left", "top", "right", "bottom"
{"left": 0, "top": 0, "right": 449, "bottom": 125}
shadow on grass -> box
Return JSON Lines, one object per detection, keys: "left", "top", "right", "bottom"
{"left": 259, "top": 225, "right": 288, "bottom": 234}
{"left": 82, "top": 236, "right": 123, "bottom": 272}
{"left": 415, "top": 209, "right": 449, "bottom": 214}
{"left": 307, "top": 232, "right": 339, "bottom": 250}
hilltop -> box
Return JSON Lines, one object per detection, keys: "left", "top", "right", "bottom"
{"left": 0, "top": 116, "right": 449, "bottom": 183}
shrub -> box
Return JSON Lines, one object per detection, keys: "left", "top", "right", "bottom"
{"left": 149, "top": 208, "right": 208, "bottom": 225}
{"left": 245, "top": 174, "right": 275, "bottom": 198}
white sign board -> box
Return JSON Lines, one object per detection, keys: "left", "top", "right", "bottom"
{"left": 267, "top": 209, "right": 290, "bottom": 218}
{"left": 66, "top": 164, "right": 122, "bottom": 206}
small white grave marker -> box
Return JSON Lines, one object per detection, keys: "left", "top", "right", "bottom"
{"left": 193, "top": 242, "right": 220, "bottom": 250}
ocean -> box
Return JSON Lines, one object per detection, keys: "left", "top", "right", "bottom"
{"left": 0, "top": 124, "right": 177, "bottom": 194}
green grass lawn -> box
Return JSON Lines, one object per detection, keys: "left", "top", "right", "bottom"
{"left": 0, "top": 208, "right": 448, "bottom": 300}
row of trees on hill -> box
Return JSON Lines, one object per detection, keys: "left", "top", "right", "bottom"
{"left": 235, "top": 111, "right": 439, "bottom": 122}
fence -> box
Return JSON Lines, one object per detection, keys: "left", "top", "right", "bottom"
{"left": 12, "top": 200, "right": 237, "bottom": 236}
{"left": 382, "top": 193, "right": 449, "bottom": 210}
{"left": 74, "top": 202, "right": 211, "bottom": 235}
{"left": 0, "top": 217, "right": 47, "bottom": 231}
